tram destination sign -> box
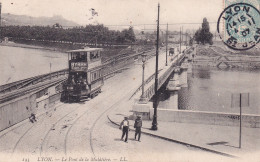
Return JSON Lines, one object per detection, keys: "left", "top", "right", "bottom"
{"left": 71, "top": 62, "right": 88, "bottom": 71}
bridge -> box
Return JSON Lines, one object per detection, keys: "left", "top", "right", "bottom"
{"left": 1, "top": 47, "right": 188, "bottom": 132}
{"left": 131, "top": 47, "right": 193, "bottom": 120}
{"left": 193, "top": 56, "right": 260, "bottom": 68}
{"left": 193, "top": 46, "right": 260, "bottom": 68}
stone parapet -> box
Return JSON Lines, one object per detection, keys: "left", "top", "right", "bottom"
{"left": 149, "top": 108, "right": 260, "bottom": 128}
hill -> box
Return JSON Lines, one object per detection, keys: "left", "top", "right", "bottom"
{"left": 1, "top": 13, "right": 80, "bottom": 27}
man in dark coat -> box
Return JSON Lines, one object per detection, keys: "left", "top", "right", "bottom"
{"left": 134, "top": 116, "right": 142, "bottom": 142}
{"left": 120, "top": 117, "right": 130, "bottom": 143}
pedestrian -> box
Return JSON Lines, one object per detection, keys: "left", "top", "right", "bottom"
{"left": 134, "top": 116, "right": 142, "bottom": 142}
{"left": 120, "top": 117, "right": 130, "bottom": 143}
{"left": 29, "top": 113, "right": 37, "bottom": 123}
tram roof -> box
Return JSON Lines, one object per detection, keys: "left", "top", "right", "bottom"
{"left": 67, "top": 48, "right": 103, "bottom": 53}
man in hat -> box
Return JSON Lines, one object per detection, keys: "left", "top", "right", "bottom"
{"left": 120, "top": 117, "right": 130, "bottom": 142}
{"left": 134, "top": 115, "right": 142, "bottom": 142}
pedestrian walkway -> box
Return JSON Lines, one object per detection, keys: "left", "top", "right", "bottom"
{"left": 108, "top": 100, "right": 260, "bottom": 161}
{"left": 107, "top": 46, "right": 260, "bottom": 161}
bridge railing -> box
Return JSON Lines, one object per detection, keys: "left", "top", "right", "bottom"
{"left": 141, "top": 53, "right": 186, "bottom": 100}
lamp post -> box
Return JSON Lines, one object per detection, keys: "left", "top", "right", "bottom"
{"left": 139, "top": 52, "right": 147, "bottom": 103}
{"left": 151, "top": 3, "right": 160, "bottom": 131}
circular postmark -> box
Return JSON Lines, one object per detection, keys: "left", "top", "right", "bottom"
{"left": 217, "top": 3, "right": 260, "bottom": 50}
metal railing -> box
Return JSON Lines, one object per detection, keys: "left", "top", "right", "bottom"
{"left": 137, "top": 50, "right": 188, "bottom": 101}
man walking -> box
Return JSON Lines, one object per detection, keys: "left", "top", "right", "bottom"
{"left": 120, "top": 117, "right": 130, "bottom": 143}
{"left": 134, "top": 116, "right": 142, "bottom": 142}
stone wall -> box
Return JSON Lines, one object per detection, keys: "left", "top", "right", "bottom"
{"left": 149, "top": 108, "right": 260, "bottom": 128}
{"left": 0, "top": 84, "right": 62, "bottom": 132}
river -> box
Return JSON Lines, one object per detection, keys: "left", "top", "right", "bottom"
{"left": 178, "top": 66, "right": 260, "bottom": 115}
{"left": 1, "top": 45, "right": 260, "bottom": 115}
{"left": 0, "top": 45, "right": 68, "bottom": 85}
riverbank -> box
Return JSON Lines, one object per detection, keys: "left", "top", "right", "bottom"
{"left": 0, "top": 41, "right": 63, "bottom": 52}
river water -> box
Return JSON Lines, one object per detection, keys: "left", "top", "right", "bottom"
{"left": 178, "top": 66, "right": 260, "bottom": 115}
{"left": 0, "top": 45, "right": 68, "bottom": 85}
{"left": 1, "top": 45, "right": 260, "bottom": 115}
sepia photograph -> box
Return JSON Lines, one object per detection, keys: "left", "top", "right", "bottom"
{"left": 0, "top": 0, "right": 260, "bottom": 161}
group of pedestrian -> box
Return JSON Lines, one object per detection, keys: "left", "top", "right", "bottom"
{"left": 119, "top": 116, "right": 142, "bottom": 143}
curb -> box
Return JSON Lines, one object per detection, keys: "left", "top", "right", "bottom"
{"left": 107, "top": 115, "right": 237, "bottom": 159}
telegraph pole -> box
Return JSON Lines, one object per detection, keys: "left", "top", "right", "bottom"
{"left": 179, "top": 27, "right": 181, "bottom": 54}
{"left": 186, "top": 32, "right": 188, "bottom": 47}
{"left": 151, "top": 3, "right": 160, "bottom": 131}
{"left": 182, "top": 26, "right": 184, "bottom": 44}
{"left": 165, "top": 23, "right": 168, "bottom": 66}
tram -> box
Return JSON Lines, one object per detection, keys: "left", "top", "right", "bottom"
{"left": 61, "top": 47, "right": 104, "bottom": 102}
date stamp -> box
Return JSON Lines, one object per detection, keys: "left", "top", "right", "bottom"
{"left": 217, "top": 3, "right": 260, "bottom": 50}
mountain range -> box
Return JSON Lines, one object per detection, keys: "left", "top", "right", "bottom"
{"left": 1, "top": 13, "right": 80, "bottom": 27}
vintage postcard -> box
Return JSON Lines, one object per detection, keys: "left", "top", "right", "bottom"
{"left": 0, "top": 0, "right": 259, "bottom": 161}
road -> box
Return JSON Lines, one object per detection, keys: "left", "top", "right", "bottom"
{"left": 0, "top": 49, "right": 229, "bottom": 162}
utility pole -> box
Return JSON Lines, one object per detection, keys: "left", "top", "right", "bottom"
{"left": 165, "top": 23, "right": 168, "bottom": 66}
{"left": 186, "top": 32, "right": 188, "bottom": 47}
{"left": 179, "top": 27, "right": 181, "bottom": 54}
{"left": 151, "top": 3, "right": 160, "bottom": 131}
{"left": 182, "top": 26, "right": 184, "bottom": 43}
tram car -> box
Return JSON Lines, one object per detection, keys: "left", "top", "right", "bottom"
{"left": 61, "top": 47, "right": 104, "bottom": 102}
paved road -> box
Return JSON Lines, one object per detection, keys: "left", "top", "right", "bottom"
{"left": 0, "top": 50, "right": 229, "bottom": 162}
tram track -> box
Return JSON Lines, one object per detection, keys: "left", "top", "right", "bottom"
{"left": 3, "top": 53, "right": 149, "bottom": 156}
{"left": 12, "top": 104, "right": 81, "bottom": 155}
{"left": 88, "top": 92, "right": 129, "bottom": 156}
{"left": 10, "top": 103, "right": 66, "bottom": 154}
{"left": 64, "top": 78, "right": 136, "bottom": 156}
{"left": 40, "top": 104, "right": 83, "bottom": 156}
{"left": 3, "top": 61, "right": 135, "bottom": 156}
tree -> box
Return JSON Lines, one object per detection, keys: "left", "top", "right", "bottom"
{"left": 1, "top": 24, "right": 136, "bottom": 45}
{"left": 194, "top": 18, "right": 213, "bottom": 45}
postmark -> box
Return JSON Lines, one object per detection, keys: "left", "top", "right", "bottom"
{"left": 217, "top": 3, "right": 260, "bottom": 50}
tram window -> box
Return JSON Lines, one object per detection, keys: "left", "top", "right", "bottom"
{"left": 90, "top": 51, "right": 100, "bottom": 60}
{"left": 71, "top": 53, "right": 76, "bottom": 60}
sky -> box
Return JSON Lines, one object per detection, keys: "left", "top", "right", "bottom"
{"left": 0, "top": 0, "right": 258, "bottom": 32}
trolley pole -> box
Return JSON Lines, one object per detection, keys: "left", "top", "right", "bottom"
{"left": 151, "top": 3, "right": 160, "bottom": 131}
{"left": 165, "top": 23, "right": 168, "bottom": 66}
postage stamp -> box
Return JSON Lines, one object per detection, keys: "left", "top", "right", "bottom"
{"left": 217, "top": 2, "right": 260, "bottom": 50}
